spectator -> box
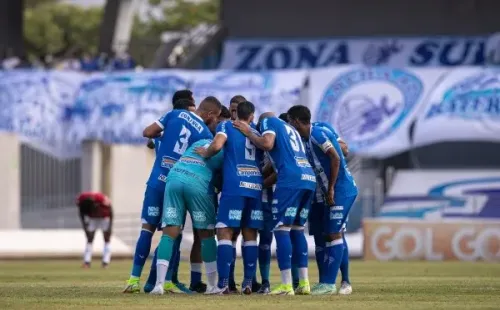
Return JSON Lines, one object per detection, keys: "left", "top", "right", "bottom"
{"left": 80, "top": 53, "right": 99, "bottom": 72}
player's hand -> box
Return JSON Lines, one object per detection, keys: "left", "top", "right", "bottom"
{"left": 327, "top": 187, "right": 335, "bottom": 206}
{"left": 195, "top": 147, "right": 209, "bottom": 158}
{"left": 233, "top": 120, "right": 251, "bottom": 136}
{"left": 146, "top": 139, "right": 155, "bottom": 149}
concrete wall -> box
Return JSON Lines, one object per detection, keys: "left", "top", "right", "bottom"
{"left": 221, "top": 0, "right": 500, "bottom": 38}
{"left": 0, "top": 133, "right": 20, "bottom": 229}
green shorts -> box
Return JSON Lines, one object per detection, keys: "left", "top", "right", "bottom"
{"left": 162, "top": 178, "right": 216, "bottom": 230}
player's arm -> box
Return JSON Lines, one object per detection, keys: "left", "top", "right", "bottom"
{"left": 315, "top": 131, "right": 340, "bottom": 204}
{"left": 143, "top": 111, "right": 170, "bottom": 138}
{"left": 146, "top": 138, "right": 155, "bottom": 149}
{"left": 263, "top": 171, "right": 277, "bottom": 188}
{"left": 262, "top": 162, "right": 274, "bottom": 178}
{"left": 197, "top": 122, "right": 227, "bottom": 158}
{"left": 338, "top": 138, "right": 349, "bottom": 157}
{"left": 233, "top": 120, "right": 275, "bottom": 151}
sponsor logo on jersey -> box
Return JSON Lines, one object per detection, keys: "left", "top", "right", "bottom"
{"left": 330, "top": 212, "right": 344, "bottom": 220}
{"left": 331, "top": 205, "right": 344, "bottom": 211}
{"left": 285, "top": 207, "right": 298, "bottom": 217}
{"left": 192, "top": 211, "right": 207, "bottom": 223}
{"left": 237, "top": 164, "right": 262, "bottom": 177}
{"left": 147, "top": 206, "right": 160, "bottom": 217}
{"left": 239, "top": 181, "right": 263, "bottom": 191}
{"left": 179, "top": 156, "right": 206, "bottom": 166}
{"left": 165, "top": 207, "right": 177, "bottom": 219}
{"left": 161, "top": 156, "right": 177, "bottom": 169}
{"left": 178, "top": 111, "right": 204, "bottom": 133}
{"left": 301, "top": 174, "right": 317, "bottom": 182}
{"left": 251, "top": 210, "right": 264, "bottom": 221}
{"left": 300, "top": 208, "right": 309, "bottom": 219}
{"left": 316, "top": 67, "right": 423, "bottom": 151}
{"left": 295, "top": 156, "right": 311, "bottom": 168}
{"left": 229, "top": 209, "right": 242, "bottom": 220}
{"left": 158, "top": 174, "right": 167, "bottom": 182}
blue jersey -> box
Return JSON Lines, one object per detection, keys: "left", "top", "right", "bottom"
{"left": 217, "top": 120, "right": 263, "bottom": 198}
{"left": 147, "top": 110, "right": 213, "bottom": 190}
{"left": 259, "top": 117, "right": 316, "bottom": 190}
{"left": 312, "top": 121, "right": 339, "bottom": 140}
{"left": 168, "top": 139, "right": 224, "bottom": 193}
{"left": 305, "top": 125, "right": 357, "bottom": 199}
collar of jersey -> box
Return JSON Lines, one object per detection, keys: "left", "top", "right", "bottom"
{"left": 190, "top": 111, "right": 204, "bottom": 122}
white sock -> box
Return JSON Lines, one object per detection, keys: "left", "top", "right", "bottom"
{"left": 280, "top": 268, "right": 292, "bottom": 285}
{"left": 156, "top": 259, "right": 169, "bottom": 286}
{"left": 205, "top": 261, "right": 217, "bottom": 287}
{"left": 84, "top": 243, "right": 92, "bottom": 263}
{"left": 298, "top": 267, "right": 308, "bottom": 281}
{"left": 191, "top": 262, "right": 202, "bottom": 273}
{"left": 102, "top": 242, "right": 111, "bottom": 264}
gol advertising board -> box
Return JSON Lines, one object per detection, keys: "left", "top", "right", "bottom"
{"left": 363, "top": 219, "right": 500, "bottom": 261}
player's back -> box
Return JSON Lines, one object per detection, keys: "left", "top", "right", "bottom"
{"left": 310, "top": 126, "right": 357, "bottom": 197}
{"left": 147, "top": 110, "right": 213, "bottom": 189}
{"left": 312, "top": 121, "right": 339, "bottom": 140}
{"left": 218, "top": 120, "right": 263, "bottom": 197}
{"left": 260, "top": 117, "right": 316, "bottom": 190}
{"left": 168, "top": 139, "right": 223, "bottom": 191}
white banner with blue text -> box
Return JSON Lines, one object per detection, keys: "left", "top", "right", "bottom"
{"left": 219, "top": 36, "right": 488, "bottom": 70}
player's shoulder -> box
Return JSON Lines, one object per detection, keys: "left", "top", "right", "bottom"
{"left": 260, "top": 116, "right": 279, "bottom": 131}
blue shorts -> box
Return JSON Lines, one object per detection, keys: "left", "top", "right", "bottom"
{"left": 309, "top": 194, "right": 357, "bottom": 235}
{"left": 271, "top": 188, "right": 314, "bottom": 229}
{"left": 216, "top": 194, "right": 263, "bottom": 230}
{"left": 141, "top": 186, "right": 164, "bottom": 227}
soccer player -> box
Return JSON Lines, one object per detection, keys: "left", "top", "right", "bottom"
{"left": 287, "top": 105, "right": 358, "bottom": 295}
{"left": 150, "top": 139, "right": 223, "bottom": 295}
{"left": 123, "top": 96, "right": 221, "bottom": 293}
{"left": 76, "top": 192, "right": 113, "bottom": 268}
{"left": 234, "top": 112, "right": 317, "bottom": 295}
{"left": 229, "top": 95, "right": 246, "bottom": 121}
{"left": 144, "top": 98, "right": 209, "bottom": 294}
{"left": 196, "top": 101, "right": 263, "bottom": 295}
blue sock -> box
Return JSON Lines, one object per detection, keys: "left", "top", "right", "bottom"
{"left": 290, "top": 229, "right": 308, "bottom": 283}
{"left": 229, "top": 242, "right": 236, "bottom": 286}
{"left": 325, "top": 239, "right": 344, "bottom": 285}
{"left": 190, "top": 263, "right": 202, "bottom": 286}
{"left": 217, "top": 240, "right": 233, "bottom": 289}
{"left": 340, "top": 234, "right": 350, "bottom": 284}
{"left": 166, "top": 234, "right": 181, "bottom": 282}
{"left": 242, "top": 240, "right": 258, "bottom": 287}
{"left": 130, "top": 229, "right": 153, "bottom": 277}
{"left": 274, "top": 230, "right": 292, "bottom": 271}
{"left": 313, "top": 233, "right": 326, "bottom": 283}
{"left": 146, "top": 246, "right": 158, "bottom": 286}
{"left": 258, "top": 231, "right": 272, "bottom": 285}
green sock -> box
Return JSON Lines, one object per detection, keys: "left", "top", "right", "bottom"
{"left": 201, "top": 236, "right": 217, "bottom": 286}
{"left": 156, "top": 235, "right": 175, "bottom": 285}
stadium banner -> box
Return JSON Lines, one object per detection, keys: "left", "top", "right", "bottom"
{"left": 189, "top": 69, "right": 306, "bottom": 115}
{"left": 412, "top": 68, "right": 500, "bottom": 147}
{"left": 378, "top": 170, "right": 500, "bottom": 220}
{"left": 363, "top": 219, "right": 500, "bottom": 261}
{"left": 0, "top": 70, "right": 86, "bottom": 158}
{"left": 308, "top": 66, "right": 444, "bottom": 158}
{"left": 219, "top": 36, "right": 487, "bottom": 70}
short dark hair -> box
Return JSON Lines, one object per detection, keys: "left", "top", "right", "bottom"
{"left": 220, "top": 105, "right": 231, "bottom": 119}
{"left": 172, "top": 89, "right": 193, "bottom": 105}
{"left": 279, "top": 113, "right": 289, "bottom": 123}
{"left": 237, "top": 101, "right": 255, "bottom": 121}
{"left": 229, "top": 95, "right": 246, "bottom": 105}
{"left": 199, "top": 96, "right": 222, "bottom": 112}
{"left": 173, "top": 98, "right": 195, "bottom": 110}
{"left": 287, "top": 105, "right": 311, "bottom": 124}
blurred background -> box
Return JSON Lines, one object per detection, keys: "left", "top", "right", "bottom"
{"left": 0, "top": 0, "right": 499, "bottom": 261}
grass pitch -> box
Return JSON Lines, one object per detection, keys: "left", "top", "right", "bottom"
{"left": 0, "top": 259, "right": 499, "bottom": 309}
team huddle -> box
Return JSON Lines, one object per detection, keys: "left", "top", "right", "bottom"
{"left": 122, "top": 90, "right": 358, "bottom": 296}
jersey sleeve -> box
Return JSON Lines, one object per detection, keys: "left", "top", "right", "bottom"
{"left": 155, "top": 110, "right": 173, "bottom": 130}
{"left": 312, "top": 128, "right": 334, "bottom": 154}
{"left": 260, "top": 117, "right": 277, "bottom": 136}
{"left": 216, "top": 120, "right": 229, "bottom": 138}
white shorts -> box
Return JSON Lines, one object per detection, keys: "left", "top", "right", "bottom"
{"left": 85, "top": 217, "right": 111, "bottom": 232}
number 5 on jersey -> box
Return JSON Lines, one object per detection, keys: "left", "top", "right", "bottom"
{"left": 245, "top": 138, "right": 256, "bottom": 160}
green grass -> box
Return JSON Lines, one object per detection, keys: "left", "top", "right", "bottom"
{"left": 0, "top": 259, "right": 499, "bottom": 309}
